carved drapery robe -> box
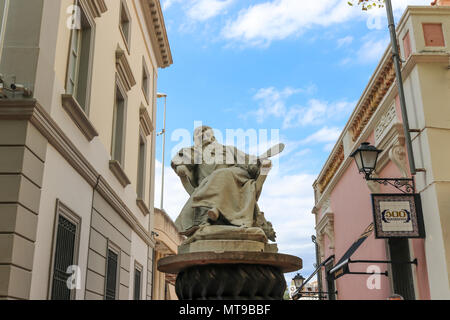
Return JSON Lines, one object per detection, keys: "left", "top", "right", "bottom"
{"left": 171, "top": 142, "right": 260, "bottom": 233}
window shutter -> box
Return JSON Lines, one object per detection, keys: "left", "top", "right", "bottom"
{"left": 134, "top": 269, "right": 141, "bottom": 300}
{"left": 51, "top": 215, "right": 77, "bottom": 300}
{"left": 105, "top": 249, "right": 118, "bottom": 300}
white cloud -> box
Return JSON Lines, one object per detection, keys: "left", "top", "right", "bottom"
{"left": 245, "top": 86, "right": 354, "bottom": 129}
{"left": 222, "top": 0, "right": 355, "bottom": 46}
{"left": 283, "top": 99, "right": 354, "bottom": 129}
{"left": 337, "top": 36, "right": 354, "bottom": 48}
{"left": 221, "top": 0, "right": 429, "bottom": 46}
{"left": 301, "top": 126, "right": 342, "bottom": 145}
{"left": 163, "top": 0, "right": 234, "bottom": 21}
{"left": 250, "top": 86, "right": 312, "bottom": 123}
{"left": 187, "top": 0, "right": 234, "bottom": 21}
{"left": 357, "top": 36, "right": 390, "bottom": 63}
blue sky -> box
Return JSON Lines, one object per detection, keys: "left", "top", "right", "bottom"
{"left": 153, "top": 0, "right": 429, "bottom": 287}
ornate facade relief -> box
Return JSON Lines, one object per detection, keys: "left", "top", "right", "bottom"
{"left": 316, "top": 212, "right": 335, "bottom": 259}
{"left": 389, "top": 142, "right": 409, "bottom": 177}
{"left": 375, "top": 103, "right": 397, "bottom": 146}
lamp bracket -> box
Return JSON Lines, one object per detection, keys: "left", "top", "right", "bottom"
{"left": 365, "top": 176, "right": 415, "bottom": 194}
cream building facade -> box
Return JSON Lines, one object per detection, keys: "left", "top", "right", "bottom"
{"left": 312, "top": 3, "right": 450, "bottom": 299}
{"left": 0, "top": 0, "right": 172, "bottom": 300}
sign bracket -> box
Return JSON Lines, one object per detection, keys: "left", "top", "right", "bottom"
{"left": 348, "top": 258, "right": 418, "bottom": 266}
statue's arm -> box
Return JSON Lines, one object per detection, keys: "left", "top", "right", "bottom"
{"left": 171, "top": 148, "right": 197, "bottom": 194}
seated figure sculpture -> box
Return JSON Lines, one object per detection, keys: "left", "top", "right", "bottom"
{"left": 171, "top": 126, "right": 282, "bottom": 245}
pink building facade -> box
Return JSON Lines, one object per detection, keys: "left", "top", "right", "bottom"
{"left": 312, "top": 3, "right": 450, "bottom": 300}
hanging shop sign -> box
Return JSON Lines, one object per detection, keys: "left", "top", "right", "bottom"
{"left": 371, "top": 193, "right": 425, "bottom": 239}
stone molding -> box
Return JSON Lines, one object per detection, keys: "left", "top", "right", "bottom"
{"left": 80, "top": 0, "right": 108, "bottom": 20}
{"left": 116, "top": 48, "right": 136, "bottom": 92}
{"left": 136, "top": 198, "right": 150, "bottom": 216}
{"left": 61, "top": 94, "right": 99, "bottom": 142}
{"left": 109, "top": 160, "right": 131, "bottom": 187}
{"left": 316, "top": 212, "right": 335, "bottom": 256}
{"left": 139, "top": 0, "right": 173, "bottom": 68}
{"left": 0, "top": 99, "right": 155, "bottom": 248}
{"left": 139, "top": 106, "right": 153, "bottom": 137}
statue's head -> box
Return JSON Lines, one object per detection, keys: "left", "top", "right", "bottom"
{"left": 194, "top": 125, "right": 215, "bottom": 146}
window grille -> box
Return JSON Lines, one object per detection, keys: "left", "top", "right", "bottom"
{"left": 51, "top": 215, "right": 77, "bottom": 300}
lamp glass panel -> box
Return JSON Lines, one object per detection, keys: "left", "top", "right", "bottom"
{"left": 294, "top": 277, "right": 304, "bottom": 288}
{"left": 362, "top": 150, "right": 379, "bottom": 171}
{"left": 354, "top": 152, "right": 364, "bottom": 172}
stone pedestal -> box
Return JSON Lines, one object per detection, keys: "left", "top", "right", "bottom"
{"left": 158, "top": 252, "right": 302, "bottom": 300}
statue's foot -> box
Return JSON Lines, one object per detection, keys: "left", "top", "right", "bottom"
{"left": 179, "top": 226, "right": 200, "bottom": 237}
{"left": 207, "top": 208, "right": 220, "bottom": 222}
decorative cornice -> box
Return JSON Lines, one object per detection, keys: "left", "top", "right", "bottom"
{"left": 80, "top": 0, "right": 108, "bottom": 19}
{"left": 350, "top": 58, "right": 396, "bottom": 142}
{"left": 109, "top": 160, "right": 131, "bottom": 187}
{"left": 139, "top": 106, "right": 154, "bottom": 137}
{"left": 61, "top": 94, "right": 99, "bottom": 142}
{"left": 0, "top": 99, "right": 155, "bottom": 248}
{"left": 317, "top": 143, "right": 344, "bottom": 193}
{"left": 116, "top": 48, "right": 136, "bottom": 92}
{"left": 140, "top": 0, "right": 173, "bottom": 68}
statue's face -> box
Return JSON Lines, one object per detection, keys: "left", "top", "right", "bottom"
{"left": 194, "top": 127, "right": 214, "bottom": 146}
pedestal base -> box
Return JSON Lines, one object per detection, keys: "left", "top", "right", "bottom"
{"left": 158, "top": 252, "right": 302, "bottom": 301}
{"left": 176, "top": 264, "right": 286, "bottom": 300}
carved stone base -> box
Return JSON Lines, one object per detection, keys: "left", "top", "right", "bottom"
{"left": 158, "top": 251, "right": 302, "bottom": 300}
{"left": 175, "top": 264, "right": 286, "bottom": 300}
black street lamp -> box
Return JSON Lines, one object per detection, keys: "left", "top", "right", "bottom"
{"left": 292, "top": 273, "right": 305, "bottom": 289}
{"left": 350, "top": 142, "right": 415, "bottom": 194}
{"left": 350, "top": 142, "right": 382, "bottom": 179}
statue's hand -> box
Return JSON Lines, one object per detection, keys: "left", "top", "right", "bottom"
{"left": 176, "top": 165, "right": 189, "bottom": 178}
{"left": 259, "top": 159, "right": 272, "bottom": 176}
{"left": 260, "top": 159, "right": 272, "bottom": 169}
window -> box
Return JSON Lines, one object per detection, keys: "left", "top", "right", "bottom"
{"left": 388, "top": 238, "right": 415, "bottom": 300}
{"left": 119, "top": 0, "right": 131, "bottom": 49}
{"left": 49, "top": 201, "right": 81, "bottom": 300}
{"left": 422, "top": 23, "right": 445, "bottom": 47}
{"left": 137, "top": 131, "right": 147, "bottom": 199}
{"left": 105, "top": 247, "right": 119, "bottom": 300}
{"left": 111, "top": 81, "right": 127, "bottom": 165}
{"left": 402, "top": 31, "right": 412, "bottom": 60}
{"left": 66, "top": 1, "right": 93, "bottom": 112}
{"left": 134, "top": 264, "right": 142, "bottom": 300}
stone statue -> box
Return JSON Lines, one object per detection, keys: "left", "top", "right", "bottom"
{"left": 171, "top": 126, "right": 283, "bottom": 245}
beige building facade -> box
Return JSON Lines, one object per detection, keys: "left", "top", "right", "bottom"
{"left": 0, "top": 0, "right": 172, "bottom": 300}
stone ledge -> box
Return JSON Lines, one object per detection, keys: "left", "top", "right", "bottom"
{"left": 178, "top": 240, "right": 266, "bottom": 254}
{"left": 136, "top": 198, "right": 150, "bottom": 216}
{"left": 61, "top": 94, "right": 98, "bottom": 142}
{"left": 158, "top": 251, "right": 302, "bottom": 274}
{"left": 109, "top": 160, "right": 131, "bottom": 187}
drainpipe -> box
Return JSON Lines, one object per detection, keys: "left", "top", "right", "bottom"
{"left": 385, "top": 0, "right": 417, "bottom": 175}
